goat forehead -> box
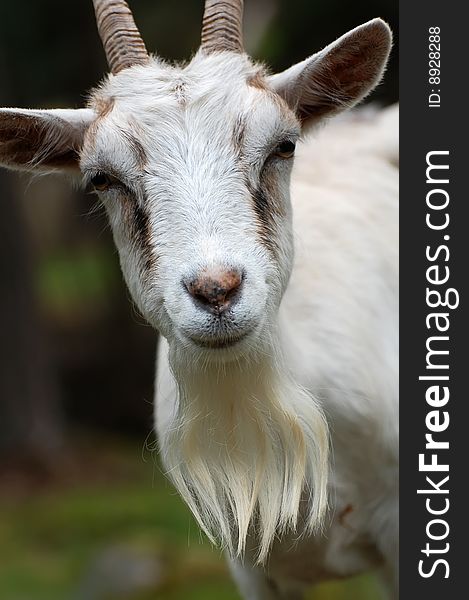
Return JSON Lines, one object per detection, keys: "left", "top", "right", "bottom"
{"left": 91, "top": 53, "right": 290, "bottom": 139}
{"left": 97, "top": 54, "right": 254, "bottom": 109}
{"left": 85, "top": 105, "right": 251, "bottom": 180}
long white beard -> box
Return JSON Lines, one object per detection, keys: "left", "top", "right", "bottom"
{"left": 160, "top": 339, "right": 329, "bottom": 563}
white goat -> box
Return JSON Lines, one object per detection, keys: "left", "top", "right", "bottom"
{"left": 0, "top": 1, "right": 398, "bottom": 598}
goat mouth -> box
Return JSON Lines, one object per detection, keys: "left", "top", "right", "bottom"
{"left": 187, "top": 332, "right": 249, "bottom": 349}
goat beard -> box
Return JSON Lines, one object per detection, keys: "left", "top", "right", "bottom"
{"left": 160, "top": 336, "right": 329, "bottom": 564}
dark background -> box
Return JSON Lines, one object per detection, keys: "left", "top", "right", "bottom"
{"left": 0, "top": 1, "right": 398, "bottom": 599}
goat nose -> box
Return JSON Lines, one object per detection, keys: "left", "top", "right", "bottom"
{"left": 184, "top": 268, "right": 243, "bottom": 314}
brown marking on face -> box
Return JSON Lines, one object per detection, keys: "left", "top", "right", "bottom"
{"left": 84, "top": 103, "right": 147, "bottom": 171}
{"left": 248, "top": 69, "right": 299, "bottom": 123}
{"left": 261, "top": 160, "right": 288, "bottom": 218}
{"left": 245, "top": 72, "right": 298, "bottom": 258}
{"left": 133, "top": 203, "right": 155, "bottom": 273}
{"left": 248, "top": 182, "right": 281, "bottom": 258}
{"left": 83, "top": 96, "right": 114, "bottom": 151}
{"left": 247, "top": 153, "right": 290, "bottom": 258}
{"left": 247, "top": 70, "right": 269, "bottom": 91}
{"left": 119, "top": 190, "right": 155, "bottom": 274}
{"left": 118, "top": 126, "right": 148, "bottom": 168}
{"left": 232, "top": 115, "right": 247, "bottom": 157}
{"left": 95, "top": 96, "right": 115, "bottom": 119}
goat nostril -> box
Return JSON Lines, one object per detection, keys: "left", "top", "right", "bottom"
{"left": 184, "top": 268, "right": 243, "bottom": 314}
{"left": 193, "top": 292, "right": 212, "bottom": 307}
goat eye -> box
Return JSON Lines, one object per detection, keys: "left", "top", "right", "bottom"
{"left": 274, "top": 140, "right": 296, "bottom": 159}
{"left": 91, "top": 171, "right": 116, "bottom": 191}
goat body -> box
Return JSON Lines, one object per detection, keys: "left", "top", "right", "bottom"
{"left": 156, "top": 105, "right": 399, "bottom": 597}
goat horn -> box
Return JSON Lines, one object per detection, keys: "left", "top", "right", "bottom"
{"left": 92, "top": 0, "right": 149, "bottom": 74}
{"left": 201, "top": 0, "right": 244, "bottom": 54}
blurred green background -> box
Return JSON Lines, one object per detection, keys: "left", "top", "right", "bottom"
{"left": 0, "top": 1, "right": 397, "bottom": 599}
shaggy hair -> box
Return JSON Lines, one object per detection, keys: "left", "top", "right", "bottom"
{"left": 160, "top": 331, "right": 329, "bottom": 563}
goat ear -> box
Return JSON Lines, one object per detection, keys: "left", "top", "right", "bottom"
{"left": 0, "top": 108, "right": 96, "bottom": 173}
{"left": 269, "top": 19, "right": 392, "bottom": 128}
